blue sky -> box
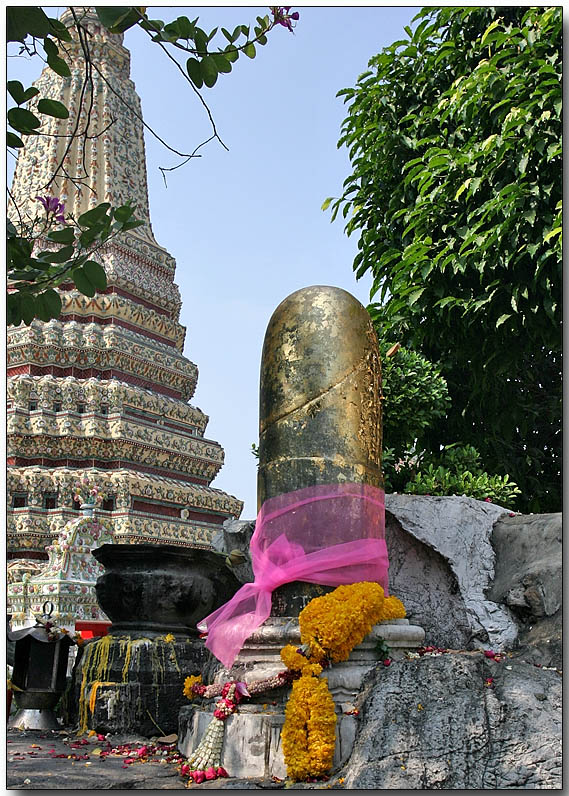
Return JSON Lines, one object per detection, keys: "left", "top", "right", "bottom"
{"left": 8, "top": 6, "right": 419, "bottom": 518}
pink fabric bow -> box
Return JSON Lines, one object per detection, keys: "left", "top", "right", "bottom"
{"left": 198, "top": 482, "right": 389, "bottom": 669}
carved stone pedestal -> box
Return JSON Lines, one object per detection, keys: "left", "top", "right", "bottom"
{"left": 178, "top": 617, "right": 425, "bottom": 779}
{"left": 71, "top": 633, "right": 218, "bottom": 736}
{"left": 70, "top": 544, "right": 240, "bottom": 735}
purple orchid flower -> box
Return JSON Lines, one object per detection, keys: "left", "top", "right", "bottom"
{"left": 36, "top": 195, "right": 66, "bottom": 224}
{"left": 271, "top": 6, "right": 299, "bottom": 32}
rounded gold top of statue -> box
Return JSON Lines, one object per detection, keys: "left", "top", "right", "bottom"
{"left": 258, "top": 285, "right": 383, "bottom": 507}
{"left": 260, "top": 285, "right": 378, "bottom": 431}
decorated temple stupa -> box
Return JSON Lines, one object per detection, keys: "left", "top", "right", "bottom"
{"left": 7, "top": 7, "right": 243, "bottom": 569}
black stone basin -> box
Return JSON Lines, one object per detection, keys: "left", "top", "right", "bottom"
{"left": 93, "top": 544, "right": 241, "bottom": 636}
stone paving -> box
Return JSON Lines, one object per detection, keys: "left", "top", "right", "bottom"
{"left": 6, "top": 728, "right": 344, "bottom": 790}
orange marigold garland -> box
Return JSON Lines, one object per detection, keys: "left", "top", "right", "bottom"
{"left": 281, "top": 581, "right": 406, "bottom": 780}
{"left": 281, "top": 674, "right": 337, "bottom": 781}
{"left": 299, "top": 582, "right": 405, "bottom": 664}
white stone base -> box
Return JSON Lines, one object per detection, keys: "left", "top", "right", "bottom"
{"left": 178, "top": 618, "right": 425, "bottom": 778}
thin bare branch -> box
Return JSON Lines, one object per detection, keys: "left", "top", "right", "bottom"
{"left": 137, "top": 29, "right": 229, "bottom": 154}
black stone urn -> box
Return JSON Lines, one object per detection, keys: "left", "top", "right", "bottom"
{"left": 93, "top": 544, "right": 241, "bottom": 636}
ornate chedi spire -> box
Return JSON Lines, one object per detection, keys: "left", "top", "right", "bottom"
{"left": 7, "top": 7, "right": 243, "bottom": 566}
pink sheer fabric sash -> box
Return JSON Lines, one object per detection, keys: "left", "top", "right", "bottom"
{"left": 197, "top": 482, "right": 389, "bottom": 669}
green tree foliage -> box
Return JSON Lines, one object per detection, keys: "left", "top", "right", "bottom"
{"left": 7, "top": 6, "right": 298, "bottom": 323}
{"left": 403, "top": 445, "right": 521, "bottom": 509}
{"left": 326, "top": 7, "right": 561, "bottom": 512}
{"left": 381, "top": 342, "right": 451, "bottom": 460}
{"left": 380, "top": 343, "right": 520, "bottom": 508}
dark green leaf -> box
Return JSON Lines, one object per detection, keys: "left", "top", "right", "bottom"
{"left": 47, "top": 18, "right": 73, "bottom": 42}
{"left": 37, "top": 98, "right": 69, "bottom": 119}
{"left": 7, "top": 236, "right": 33, "bottom": 266}
{"left": 7, "top": 80, "right": 39, "bottom": 105}
{"left": 186, "top": 58, "right": 203, "bottom": 88}
{"left": 9, "top": 270, "right": 42, "bottom": 281}
{"left": 7, "top": 6, "right": 50, "bottom": 41}
{"left": 113, "top": 204, "right": 136, "bottom": 223}
{"left": 119, "top": 219, "right": 144, "bottom": 231}
{"left": 78, "top": 228, "right": 99, "bottom": 248}
{"left": 42, "top": 36, "right": 58, "bottom": 57}
{"left": 46, "top": 50, "right": 71, "bottom": 78}
{"left": 47, "top": 227, "right": 75, "bottom": 244}
{"left": 200, "top": 55, "right": 218, "bottom": 87}
{"left": 7, "top": 293, "right": 23, "bottom": 326}
{"left": 36, "top": 245, "right": 75, "bottom": 264}
{"left": 211, "top": 53, "right": 232, "bottom": 73}
{"left": 139, "top": 18, "right": 164, "bottom": 33}
{"left": 171, "top": 15, "right": 194, "bottom": 39}
{"left": 21, "top": 294, "right": 37, "bottom": 325}
{"left": 35, "top": 289, "right": 62, "bottom": 321}
{"left": 72, "top": 267, "right": 97, "bottom": 297}
{"left": 194, "top": 27, "right": 208, "bottom": 54}
{"left": 78, "top": 203, "right": 111, "bottom": 228}
{"left": 83, "top": 260, "right": 108, "bottom": 291}
{"left": 7, "top": 107, "right": 41, "bottom": 134}
{"left": 95, "top": 6, "right": 141, "bottom": 33}
{"left": 7, "top": 131, "right": 24, "bottom": 148}
{"left": 243, "top": 43, "right": 256, "bottom": 59}
{"left": 224, "top": 46, "right": 239, "bottom": 63}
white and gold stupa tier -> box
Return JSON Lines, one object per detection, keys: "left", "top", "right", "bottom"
{"left": 8, "top": 8, "right": 243, "bottom": 561}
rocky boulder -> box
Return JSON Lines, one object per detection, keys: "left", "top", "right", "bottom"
{"left": 489, "top": 512, "right": 562, "bottom": 669}
{"left": 385, "top": 494, "right": 517, "bottom": 650}
{"left": 341, "top": 652, "right": 561, "bottom": 789}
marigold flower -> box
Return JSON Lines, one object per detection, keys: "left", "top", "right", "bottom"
{"left": 299, "top": 582, "right": 404, "bottom": 664}
{"left": 282, "top": 674, "right": 336, "bottom": 781}
{"left": 183, "top": 674, "right": 202, "bottom": 700}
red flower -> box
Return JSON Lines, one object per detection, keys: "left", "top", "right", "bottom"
{"left": 383, "top": 658, "right": 392, "bottom": 666}
{"left": 205, "top": 766, "right": 217, "bottom": 780}
{"left": 191, "top": 770, "right": 205, "bottom": 783}
{"left": 484, "top": 650, "right": 496, "bottom": 658}
{"left": 217, "top": 766, "right": 229, "bottom": 778}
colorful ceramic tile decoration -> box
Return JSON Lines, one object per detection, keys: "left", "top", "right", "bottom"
{"left": 7, "top": 9, "right": 243, "bottom": 579}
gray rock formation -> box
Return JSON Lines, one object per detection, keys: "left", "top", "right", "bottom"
{"left": 342, "top": 653, "right": 562, "bottom": 789}
{"left": 385, "top": 494, "right": 517, "bottom": 650}
{"left": 489, "top": 512, "right": 562, "bottom": 669}
{"left": 489, "top": 512, "right": 561, "bottom": 620}
{"left": 212, "top": 520, "right": 255, "bottom": 584}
